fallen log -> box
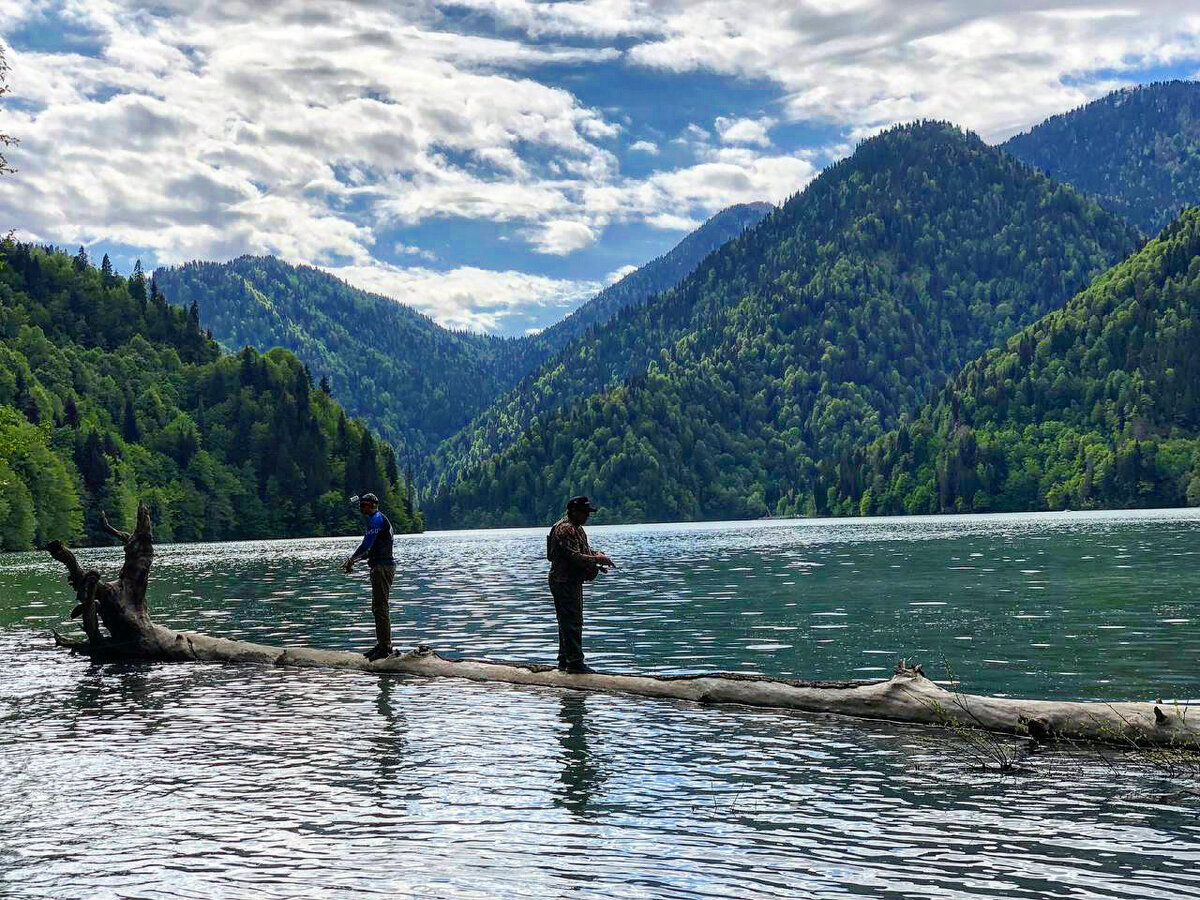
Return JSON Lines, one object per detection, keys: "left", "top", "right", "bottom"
{"left": 47, "top": 505, "right": 1198, "bottom": 751}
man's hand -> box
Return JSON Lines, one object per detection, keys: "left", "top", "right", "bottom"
{"left": 594, "top": 553, "right": 617, "bottom": 570}
{"left": 341, "top": 558, "right": 355, "bottom": 574}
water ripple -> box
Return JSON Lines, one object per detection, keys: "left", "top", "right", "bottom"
{"left": 2, "top": 510, "right": 1200, "bottom": 897}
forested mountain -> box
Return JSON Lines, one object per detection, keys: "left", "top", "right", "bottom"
{"left": 154, "top": 256, "right": 533, "bottom": 460}
{"left": 828, "top": 207, "right": 1200, "bottom": 516}
{"left": 428, "top": 121, "right": 1141, "bottom": 527}
{"left": 155, "top": 205, "right": 768, "bottom": 467}
{"left": 1002, "top": 80, "right": 1200, "bottom": 235}
{"left": 532, "top": 202, "right": 773, "bottom": 353}
{"left": 0, "top": 242, "right": 420, "bottom": 552}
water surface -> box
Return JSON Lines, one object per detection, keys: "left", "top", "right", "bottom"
{"left": 2, "top": 510, "right": 1198, "bottom": 898}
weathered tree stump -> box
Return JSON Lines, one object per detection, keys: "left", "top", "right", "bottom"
{"left": 47, "top": 506, "right": 1199, "bottom": 750}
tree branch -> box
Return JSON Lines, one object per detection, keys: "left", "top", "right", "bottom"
{"left": 45, "top": 540, "right": 86, "bottom": 590}
{"left": 99, "top": 511, "right": 131, "bottom": 544}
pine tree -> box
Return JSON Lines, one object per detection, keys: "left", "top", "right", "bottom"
{"left": 294, "top": 364, "right": 311, "bottom": 413}
{"left": 382, "top": 446, "right": 396, "bottom": 484}
{"left": 100, "top": 253, "right": 114, "bottom": 283}
{"left": 239, "top": 347, "right": 257, "bottom": 386}
{"left": 122, "top": 395, "right": 140, "bottom": 443}
{"left": 356, "top": 430, "right": 376, "bottom": 494}
{"left": 73, "top": 245, "right": 89, "bottom": 271}
{"left": 319, "top": 374, "right": 332, "bottom": 395}
{"left": 76, "top": 430, "right": 111, "bottom": 494}
{"left": 189, "top": 299, "right": 200, "bottom": 328}
{"left": 130, "top": 260, "right": 147, "bottom": 307}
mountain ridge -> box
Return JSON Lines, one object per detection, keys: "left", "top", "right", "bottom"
{"left": 1002, "top": 79, "right": 1200, "bottom": 235}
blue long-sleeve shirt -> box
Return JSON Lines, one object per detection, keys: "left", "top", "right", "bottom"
{"left": 350, "top": 510, "right": 395, "bottom": 567}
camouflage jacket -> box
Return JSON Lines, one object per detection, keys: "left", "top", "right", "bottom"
{"left": 547, "top": 517, "right": 599, "bottom": 583}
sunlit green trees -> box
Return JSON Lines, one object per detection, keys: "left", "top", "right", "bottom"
{"left": 0, "top": 242, "right": 421, "bottom": 550}
{"left": 834, "top": 207, "right": 1200, "bottom": 515}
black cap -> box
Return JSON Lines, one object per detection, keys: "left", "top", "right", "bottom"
{"left": 359, "top": 492, "right": 379, "bottom": 505}
{"left": 566, "top": 495, "right": 598, "bottom": 513}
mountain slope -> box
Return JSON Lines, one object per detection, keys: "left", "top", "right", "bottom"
{"left": 1002, "top": 80, "right": 1200, "bottom": 235}
{"left": 154, "top": 256, "right": 531, "bottom": 459}
{"left": 830, "top": 207, "right": 1200, "bottom": 516}
{"left": 0, "top": 242, "right": 420, "bottom": 551}
{"left": 429, "top": 122, "right": 1141, "bottom": 527}
{"left": 155, "top": 204, "right": 771, "bottom": 465}
{"left": 533, "top": 202, "right": 772, "bottom": 353}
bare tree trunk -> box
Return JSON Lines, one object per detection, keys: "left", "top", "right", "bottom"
{"left": 47, "top": 506, "right": 1198, "bottom": 750}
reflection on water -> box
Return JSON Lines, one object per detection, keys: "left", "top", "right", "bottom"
{"left": 2, "top": 509, "right": 1199, "bottom": 897}
{"left": 556, "top": 695, "right": 607, "bottom": 820}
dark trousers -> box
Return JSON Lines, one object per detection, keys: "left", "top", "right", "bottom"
{"left": 550, "top": 579, "right": 585, "bottom": 668}
{"left": 370, "top": 565, "right": 396, "bottom": 648}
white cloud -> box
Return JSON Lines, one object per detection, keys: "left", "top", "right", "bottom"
{"left": 644, "top": 212, "right": 701, "bottom": 230}
{"left": 528, "top": 219, "right": 599, "bottom": 255}
{"left": 715, "top": 116, "right": 774, "bottom": 146}
{"left": 323, "top": 260, "right": 603, "bottom": 332}
{"left": 395, "top": 242, "right": 438, "bottom": 261}
{"left": 624, "top": 0, "right": 1200, "bottom": 141}
{"left": 629, "top": 139, "right": 659, "bottom": 154}
{"left": 442, "top": 0, "right": 1200, "bottom": 143}
{"left": 605, "top": 263, "right": 639, "bottom": 283}
{"left": 0, "top": 0, "right": 623, "bottom": 269}
{"left": 438, "top": 0, "right": 658, "bottom": 39}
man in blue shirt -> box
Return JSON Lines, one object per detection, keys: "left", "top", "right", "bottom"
{"left": 341, "top": 492, "right": 396, "bottom": 660}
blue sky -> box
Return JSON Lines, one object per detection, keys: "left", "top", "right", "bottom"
{"left": 1, "top": 1, "right": 1198, "bottom": 335}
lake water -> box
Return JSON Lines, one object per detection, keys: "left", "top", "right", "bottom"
{"left": 2, "top": 509, "right": 1199, "bottom": 898}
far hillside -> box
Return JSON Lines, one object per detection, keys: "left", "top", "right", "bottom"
{"left": 830, "top": 206, "right": 1200, "bottom": 516}
{"left": 532, "top": 202, "right": 773, "bottom": 354}
{"left": 1003, "top": 80, "right": 1200, "bottom": 235}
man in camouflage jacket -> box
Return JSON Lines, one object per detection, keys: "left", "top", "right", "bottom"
{"left": 547, "top": 495, "right": 616, "bottom": 673}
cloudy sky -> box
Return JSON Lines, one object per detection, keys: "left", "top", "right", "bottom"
{"left": 1, "top": 1, "right": 1198, "bottom": 334}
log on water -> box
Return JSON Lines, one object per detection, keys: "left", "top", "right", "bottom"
{"left": 46, "top": 505, "right": 1199, "bottom": 750}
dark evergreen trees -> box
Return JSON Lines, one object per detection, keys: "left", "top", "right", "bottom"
{"left": 1003, "top": 80, "right": 1200, "bottom": 235}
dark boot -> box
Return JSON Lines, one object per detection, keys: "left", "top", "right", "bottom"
{"left": 560, "top": 663, "right": 596, "bottom": 674}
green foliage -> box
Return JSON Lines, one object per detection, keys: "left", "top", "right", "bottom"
{"left": 0, "top": 241, "right": 421, "bottom": 551}
{"left": 1003, "top": 80, "right": 1200, "bottom": 235}
{"left": 429, "top": 122, "right": 1140, "bottom": 527}
{"left": 833, "top": 207, "right": 1200, "bottom": 516}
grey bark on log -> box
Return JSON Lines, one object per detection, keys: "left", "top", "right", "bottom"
{"left": 46, "top": 507, "right": 1200, "bottom": 751}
